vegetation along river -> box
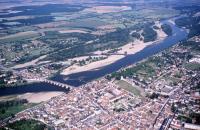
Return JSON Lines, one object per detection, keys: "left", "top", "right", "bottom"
{"left": 0, "top": 19, "right": 188, "bottom": 96}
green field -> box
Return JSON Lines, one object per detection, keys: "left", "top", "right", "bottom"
{"left": 0, "top": 1, "right": 184, "bottom": 68}
{"left": 116, "top": 80, "right": 141, "bottom": 96}
{"left": 0, "top": 102, "right": 36, "bottom": 119}
{"left": 185, "top": 62, "right": 200, "bottom": 71}
{"left": 0, "top": 31, "right": 41, "bottom": 43}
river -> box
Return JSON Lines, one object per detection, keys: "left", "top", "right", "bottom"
{"left": 0, "top": 19, "right": 188, "bottom": 96}
{"left": 52, "top": 19, "right": 188, "bottom": 86}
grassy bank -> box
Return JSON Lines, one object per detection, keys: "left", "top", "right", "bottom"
{"left": 115, "top": 80, "right": 141, "bottom": 96}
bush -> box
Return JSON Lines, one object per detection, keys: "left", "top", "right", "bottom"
{"left": 161, "top": 24, "right": 172, "bottom": 36}
{"left": 142, "top": 27, "right": 157, "bottom": 42}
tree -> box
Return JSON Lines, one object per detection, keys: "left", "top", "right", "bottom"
{"left": 161, "top": 24, "right": 172, "bottom": 36}
{"left": 1, "top": 109, "right": 5, "bottom": 114}
{"left": 171, "top": 103, "right": 176, "bottom": 113}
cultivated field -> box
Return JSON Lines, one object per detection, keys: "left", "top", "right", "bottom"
{"left": 0, "top": 31, "right": 41, "bottom": 43}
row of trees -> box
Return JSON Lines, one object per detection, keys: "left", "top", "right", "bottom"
{"left": 0, "top": 99, "right": 28, "bottom": 109}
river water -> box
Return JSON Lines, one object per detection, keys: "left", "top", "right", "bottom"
{"left": 52, "top": 20, "right": 188, "bottom": 86}
{"left": 0, "top": 19, "right": 188, "bottom": 96}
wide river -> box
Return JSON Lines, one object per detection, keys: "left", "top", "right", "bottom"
{"left": 0, "top": 19, "right": 188, "bottom": 96}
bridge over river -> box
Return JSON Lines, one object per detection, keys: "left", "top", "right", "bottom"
{"left": 26, "top": 78, "right": 73, "bottom": 90}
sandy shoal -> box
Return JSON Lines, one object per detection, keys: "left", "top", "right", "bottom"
{"left": 61, "top": 27, "right": 167, "bottom": 76}
{"left": 11, "top": 55, "right": 47, "bottom": 69}
{"left": 61, "top": 40, "right": 152, "bottom": 75}
{"left": 18, "top": 92, "right": 64, "bottom": 103}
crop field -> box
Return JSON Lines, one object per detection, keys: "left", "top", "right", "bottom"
{"left": 0, "top": 31, "right": 41, "bottom": 43}
{"left": 185, "top": 62, "right": 200, "bottom": 71}
{"left": 0, "top": 1, "right": 181, "bottom": 67}
{"left": 58, "top": 30, "right": 89, "bottom": 34}
{"left": 84, "top": 5, "right": 132, "bottom": 14}
{"left": 65, "top": 18, "right": 109, "bottom": 29}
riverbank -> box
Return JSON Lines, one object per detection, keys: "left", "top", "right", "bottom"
{"left": 0, "top": 91, "right": 64, "bottom": 103}
{"left": 11, "top": 55, "right": 47, "bottom": 69}
{"left": 17, "top": 92, "right": 64, "bottom": 103}
{"left": 61, "top": 42, "right": 147, "bottom": 75}
{"left": 52, "top": 19, "right": 187, "bottom": 87}
{"left": 61, "top": 28, "right": 167, "bottom": 76}
{"left": 0, "top": 81, "right": 30, "bottom": 89}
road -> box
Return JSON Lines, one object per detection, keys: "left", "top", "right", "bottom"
{"left": 153, "top": 87, "right": 180, "bottom": 127}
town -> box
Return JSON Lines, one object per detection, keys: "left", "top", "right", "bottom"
{"left": 6, "top": 35, "right": 200, "bottom": 130}
{"left": 0, "top": 0, "right": 199, "bottom": 130}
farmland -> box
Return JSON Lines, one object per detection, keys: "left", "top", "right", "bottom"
{"left": 0, "top": 0, "right": 180, "bottom": 72}
{"left": 0, "top": 31, "right": 41, "bottom": 43}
